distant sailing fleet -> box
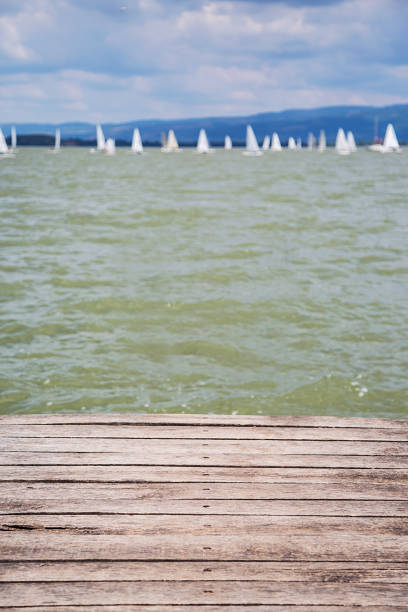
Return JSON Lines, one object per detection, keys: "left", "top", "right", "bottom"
{"left": 0, "top": 121, "right": 402, "bottom": 157}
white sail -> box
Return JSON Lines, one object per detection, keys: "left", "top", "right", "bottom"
{"left": 224, "top": 135, "right": 232, "bottom": 150}
{"left": 104, "top": 138, "right": 115, "bottom": 155}
{"left": 383, "top": 123, "right": 400, "bottom": 152}
{"left": 243, "top": 125, "right": 262, "bottom": 156}
{"left": 296, "top": 137, "right": 302, "bottom": 149}
{"left": 162, "top": 129, "right": 180, "bottom": 152}
{"left": 196, "top": 128, "right": 211, "bottom": 153}
{"left": 131, "top": 128, "right": 143, "bottom": 154}
{"left": 167, "top": 130, "right": 178, "bottom": 150}
{"left": 287, "top": 136, "right": 296, "bottom": 150}
{"left": 0, "top": 128, "right": 9, "bottom": 154}
{"left": 271, "top": 132, "right": 282, "bottom": 151}
{"left": 335, "top": 128, "right": 350, "bottom": 155}
{"left": 54, "top": 129, "right": 61, "bottom": 151}
{"left": 11, "top": 126, "right": 17, "bottom": 149}
{"left": 96, "top": 124, "right": 105, "bottom": 151}
{"left": 262, "top": 135, "right": 270, "bottom": 150}
{"left": 318, "top": 130, "right": 326, "bottom": 152}
{"left": 307, "top": 133, "right": 316, "bottom": 149}
{"left": 347, "top": 131, "right": 357, "bottom": 152}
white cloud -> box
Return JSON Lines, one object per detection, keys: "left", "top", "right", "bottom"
{"left": 0, "top": 19, "right": 33, "bottom": 60}
{"left": 0, "top": 0, "right": 407, "bottom": 121}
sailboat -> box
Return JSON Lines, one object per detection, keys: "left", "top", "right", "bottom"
{"left": 347, "top": 131, "right": 357, "bottom": 152}
{"left": 368, "top": 141, "right": 384, "bottom": 152}
{"left": 0, "top": 128, "right": 13, "bottom": 157}
{"left": 318, "top": 130, "right": 326, "bottom": 152}
{"left": 96, "top": 124, "right": 105, "bottom": 152}
{"left": 196, "top": 128, "right": 214, "bottom": 154}
{"left": 296, "top": 138, "right": 302, "bottom": 149}
{"left": 130, "top": 128, "right": 144, "bottom": 154}
{"left": 367, "top": 121, "right": 401, "bottom": 153}
{"left": 104, "top": 138, "right": 116, "bottom": 155}
{"left": 11, "top": 126, "right": 17, "bottom": 150}
{"left": 224, "top": 135, "right": 232, "bottom": 150}
{"left": 382, "top": 123, "right": 401, "bottom": 153}
{"left": 271, "top": 132, "right": 282, "bottom": 151}
{"left": 335, "top": 128, "right": 350, "bottom": 155}
{"left": 368, "top": 118, "right": 385, "bottom": 152}
{"left": 262, "top": 135, "right": 270, "bottom": 151}
{"left": 307, "top": 133, "right": 316, "bottom": 150}
{"left": 161, "top": 129, "right": 181, "bottom": 152}
{"left": 287, "top": 137, "right": 296, "bottom": 150}
{"left": 54, "top": 129, "right": 61, "bottom": 153}
{"left": 243, "top": 125, "right": 262, "bottom": 156}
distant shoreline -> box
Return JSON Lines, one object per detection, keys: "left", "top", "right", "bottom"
{"left": 5, "top": 135, "right": 392, "bottom": 148}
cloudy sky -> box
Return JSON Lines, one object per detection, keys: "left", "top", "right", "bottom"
{"left": 1, "top": 0, "right": 407, "bottom": 122}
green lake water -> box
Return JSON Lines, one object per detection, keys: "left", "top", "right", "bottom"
{"left": 0, "top": 147, "right": 407, "bottom": 417}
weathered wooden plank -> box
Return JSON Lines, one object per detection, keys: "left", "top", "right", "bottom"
{"left": 1, "top": 414, "right": 407, "bottom": 610}
{"left": 2, "top": 425, "right": 407, "bottom": 441}
{"left": 2, "top": 532, "right": 408, "bottom": 562}
{"left": 7, "top": 498, "right": 406, "bottom": 515}
{"left": 1, "top": 451, "right": 407, "bottom": 468}
{"left": 2, "top": 514, "right": 406, "bottom": 536}
{"left": 0, "top": 479, "right": 398, "bottom": 503}
{"left": 2, "top": 560, "right": 407, "bottom": 583}
{"left": 0, "top": 483, "right": 408, "bottom": 514}
{"left": 1, "top": 413, "right": 405, "bottom": 428}
{"left": 1, "top": 581, "right": 408, "bottom": 606}
{"left": 0, "top": 465, "right": 406, "bottom": 483}
{"left": 2, "top": 438, "right": 407, "bottom": 455}
{"left": 4, "top": 607, "right": 408, "bottom": 612}
{"left": 2, "top": 498, "right": 407, "bottom": 516}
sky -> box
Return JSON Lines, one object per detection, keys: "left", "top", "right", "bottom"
{"left": 1, "top": 0, "right": 408, "bottom": 123}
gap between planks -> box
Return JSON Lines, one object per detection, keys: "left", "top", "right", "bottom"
{"left": 1, "top": 413, "right": 407, "bottom": 428}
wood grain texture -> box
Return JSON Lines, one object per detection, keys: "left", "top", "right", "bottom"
{"left": 4, "top": 604, "right": 407, "bottom": 612}
{"left": 2, "top": 532, "right": 408, "bottom": 561}
{"left": 1, "top": 561, "right": 407, "bottom": 583}
{"left": 2, "top": 424, "right": 407, "bottom": 440}
{"left": 2, "top": 499, "right": 407, "bottom": 516}
{"left": 1, "top": 414, "right": 407, "bottom": 609}
{"left": 2, "top": 514, "right": 406, "bottom": 535}
{"left": 0, "top": 465, "right": 406, "bottom": 483}
{"left": 1, "top": 480, "right": 407, "bottom": 510}
{"left": 2, "top": 451, "right": 408, "bottom": 468}
{"left": 1, "top": 581, "right": 408, "bottom": 606}
{"left": 2, "top": 437, "right": 408, "bottom": 455}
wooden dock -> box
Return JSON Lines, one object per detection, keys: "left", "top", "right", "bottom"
{"left": 0, "top": 412, "right": 407, "bottom": 610}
